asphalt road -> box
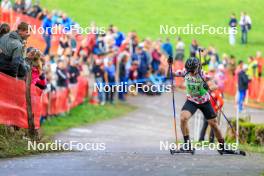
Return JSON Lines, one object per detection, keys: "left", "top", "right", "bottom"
{"left": 0, "top": 92, "right": 263, "bottom": 176}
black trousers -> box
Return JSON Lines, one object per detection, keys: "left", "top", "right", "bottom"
{"left": 199, "top": 119, "right": 214, "bottom": 142}
{"left": 106, "top": 77, "right": 115, "bottom": 103}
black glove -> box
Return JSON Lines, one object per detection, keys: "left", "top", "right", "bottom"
{"left": 39, "top": 73, "right": 45, "bottom": 80}
{"left": 167, "top": 55, "right": 173, "bottom": 65}
{"left": 203, "top": 83, "right": 209, "bottom": 90}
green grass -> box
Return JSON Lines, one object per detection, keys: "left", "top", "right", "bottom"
{"left": 0, "top": 126, "right": 57, "bottom": 158}
{"left": 40, "top": 0, "right": 264, "bottom": 61}
{"left": 176, "top": 140, "right": 264, "bottom": 154}
{"left": 0, "top": 102, "right": 136, "bottom": 158}
{"left": 42, "top": 102, "right": 136, "bottom": 137}
{"left": 239, "top": 143, "right": 264, "bottom": 154}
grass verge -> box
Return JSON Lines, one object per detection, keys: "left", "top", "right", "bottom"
{"left": 0, "top": 102, "right": 136, "bottom": 158}
{"left": 41, "top": 102, "right": 136, "bottom": 137}
{"left": 239, "top": 144, "right": 264, "bottom": 154}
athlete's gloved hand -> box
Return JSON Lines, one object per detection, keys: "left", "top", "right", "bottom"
{"left": 167, "top": 55, "right": 173, "bottom": 65}
{"left": 203, "top": 83, "right": 209, "bottom": 90}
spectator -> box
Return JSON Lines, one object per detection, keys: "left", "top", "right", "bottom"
{"left": 92, "top": 58, "right": 106, "bottom": 105}
{"left": 93, "top": 34, "right": 106, "bottom": 55}
{"left": 68, "top": 59, "right": 80, "bottom": 85}
{"left": 238, "top": 64, "right": 250, "bottom": 112}
{"left": 255, "top": 51, "right": 264, "bottom": 78}
{"left": 221, "top": 53, "right": 229, "bottom": 68}
{"left": 118, "top": 53, "right": 129, "bottom": 101}
{"left": 175, "top": 37, "right": 185, "bottom": 61}
{"left": 227, "top": 55, "right": 236, "bottom": 75}
{"left": 26, "top": 47, "right": 47, "bottom": 89}
{"left": 62, "top": 13, "right": 72, "bottom": 31}
{"left": 0, "top": 22, "right": 31, "bottom": 78}
{"left": 247, "top": 56, "right": 258, "bottom": 80}
{"left": 161, "top": 37, "right": 173, "bottom": 58}
{"left": 27, "top": 4, "right": 40, "bottom": 18}
{"left": 42, "top": 13, "right": 52, "bottom": 55}
{"left": 200, "top": 49, "right": 210, "bottom": 72}
{"left": 37, "top": 8, "right": 48, "bottom": 20}
{"left": 56, "top": 60, "right": 68, "bottom": 88}
{"left": 207, "top": 46, "right": 220, "bottom": 63}
{"left": 137, "top": 45, "right": 150, "bottom": 80}
{"left": 129, "top": 31, "right": 139, "bottom": 54}
{"left": 190, "top": 39, "right": 198, "bottom": 56}
{"left": 58, "top": 35, "right": 70, "bottom": 56}
{"left": 33, "top": 1, "right": 42, "bottom": 18}
{"left": 215, "top": 64, "right": 225, "bottom": 94}
{"left": 0, "top": 23, "right": 10, "bottom": 38}
{"left": 86, "top": 22, "right": 97, "bottom": 57}
{"left": 69, "top": 33, "right": 77, "bottom": 55}
{"left": 113, "top": 26, "right": 125, "bottom": 47}
{"left": 228, "top": 13, "right": 237, "bottom": 45}
{"left": 1, "top": 0, "right": 12, "bottom": 23}
{"left": 239, "top": 12, "right": 252, "bottom": 44}
{"left": 208, "top": 55, "right": 219, "bottom": 71}
{"left": 151, "top": 42, "right": 161, "bottom": 73}
{"left": 13, "top": 0, "right": 24, "bottom": 13}
{"left": 129, "top": 60, "right": 139, "bottom": 81}
{"left": 105, "top": 58, "right": 116, "bottom": 104}
{"left": 235, "top": 60, "right": 244, "bottom": 81}
{"left": 24, "top": 0, "right": 32, "bottom": 11}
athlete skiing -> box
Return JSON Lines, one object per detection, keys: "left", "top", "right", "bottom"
{"left": 172, "top": 57, "right": 233, "bottom": 154}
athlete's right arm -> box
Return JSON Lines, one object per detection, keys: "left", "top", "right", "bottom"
{"left": 173, "top": 69, "right": 187, "bottom": 77}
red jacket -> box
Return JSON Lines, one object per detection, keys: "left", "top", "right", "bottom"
{"left": 32, "top": 67, "right": 46, "bottom": 90}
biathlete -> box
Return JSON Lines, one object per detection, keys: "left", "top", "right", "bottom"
{"left": 173, "top": 57, "right": 234, "bottom": 154}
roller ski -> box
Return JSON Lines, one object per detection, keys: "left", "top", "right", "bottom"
{"left": 217, "top": 143, "right": 246, "bottom": 156}
{"left": 170, "top": 149, "right": 195, "bottom": 155}
{"left": 170, "top": 143, "right": 195, "bottom": 155}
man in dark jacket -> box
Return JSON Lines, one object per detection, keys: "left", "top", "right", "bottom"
{"left": 68, "top": 59, "right": 80, "bottom": 85}
{"left": 238, "top": 64, "right": 249, "bottom": 112}
{"left": 56, "top": 60, "right": 68, "bottom": 88}
{"left": 0, "top": 22, "right": 31, "bottom": 78}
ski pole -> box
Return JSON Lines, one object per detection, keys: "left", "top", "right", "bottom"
{"left": 168, "top": 57, "right": 179, "bottom": 147}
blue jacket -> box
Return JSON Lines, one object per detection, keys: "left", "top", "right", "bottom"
{"left": 162, "top": 42, "right": 173, "bottom": 57}
{"left": 42, "top": 17, "right": 52, "bottom": 35}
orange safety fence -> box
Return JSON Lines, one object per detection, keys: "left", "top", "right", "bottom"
{"left": 42, "top": 77, "right": 89, "bottom": 116}
{"left": 0, "top": 73, "right": 42, "bottom": 129}
{"left": 0, "top": 72, "right": 89, "bottom": 129}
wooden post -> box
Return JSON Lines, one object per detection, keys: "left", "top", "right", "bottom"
{"left": 25, "top": 62, "right": 37, "bottom": 139}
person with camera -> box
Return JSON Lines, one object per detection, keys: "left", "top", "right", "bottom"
{"left": 0, "top": 22, "right": 32, "bottom": 78}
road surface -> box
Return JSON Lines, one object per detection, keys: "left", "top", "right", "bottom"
{"left": 0, "top": 92, "right": 263, "bottom": 176}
